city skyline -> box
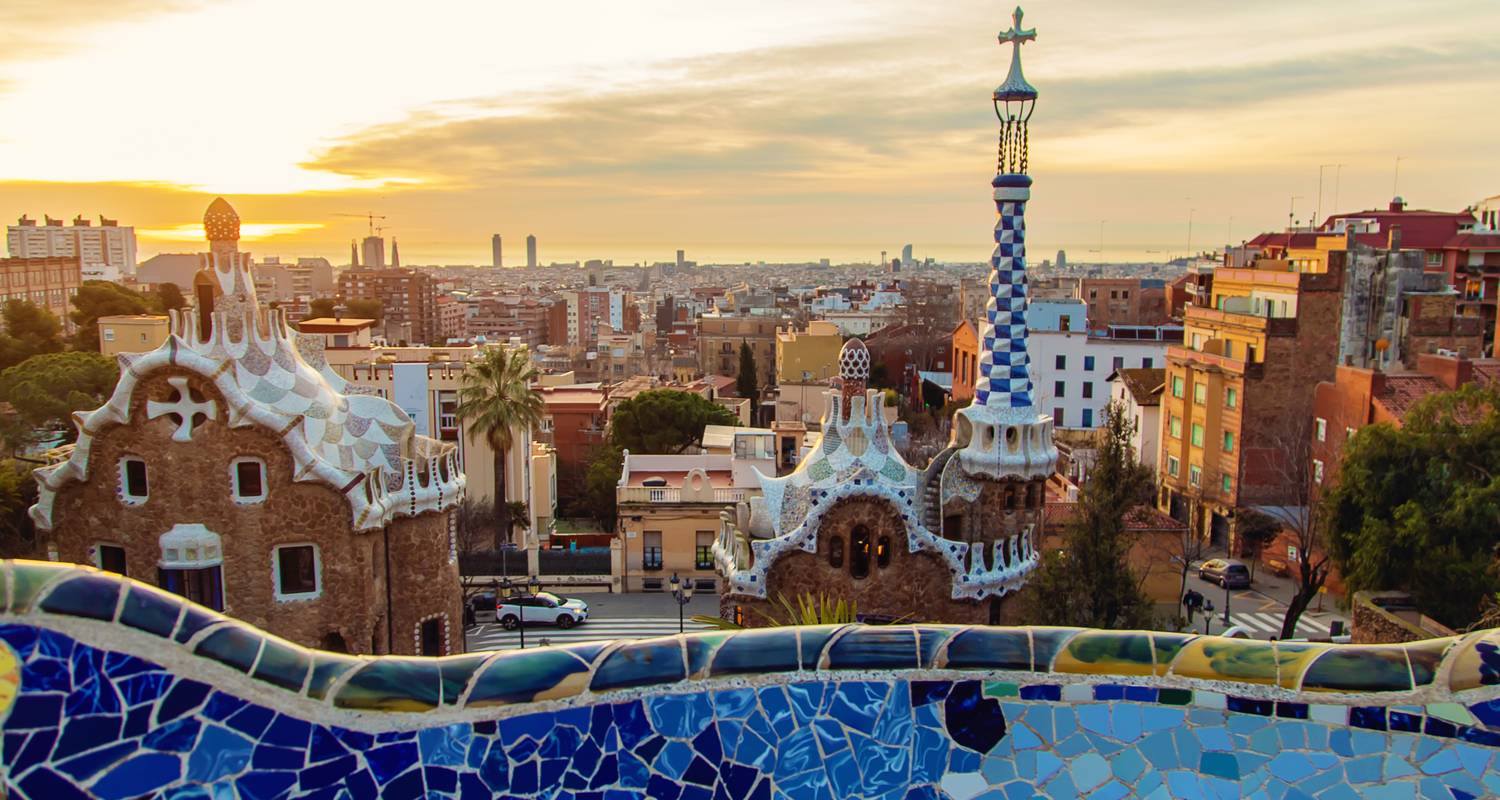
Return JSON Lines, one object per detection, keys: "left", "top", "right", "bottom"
{"left": 1, "top": 0, "right": 1496, "bottom": 265}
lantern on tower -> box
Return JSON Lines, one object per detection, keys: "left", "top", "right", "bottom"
{"left": 994, "top": 7, "right": 1038, "bottom": 175}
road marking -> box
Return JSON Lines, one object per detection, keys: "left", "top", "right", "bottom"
{"left": 467, "top": 617, "right": 717, "bottom": 650}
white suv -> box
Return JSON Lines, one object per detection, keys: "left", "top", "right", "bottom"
{"left": 497, "top": 592, "right": 590, "bottom": 630}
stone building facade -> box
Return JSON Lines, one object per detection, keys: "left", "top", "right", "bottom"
{"left": 31, "top": 198, "right": 465, "bottom": 657}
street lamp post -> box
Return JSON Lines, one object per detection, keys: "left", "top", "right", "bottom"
{"left": 669, "top": 573, "right": 696, "bottom": 634}
{"left": 1203, "top": 599, "right": 1215, "bottom": 636}
{"left": 1222, "top": 580, "right": 1231, "bottom": 627}
{"left": 500, "top": 579, "right": 526, "bottom": 650}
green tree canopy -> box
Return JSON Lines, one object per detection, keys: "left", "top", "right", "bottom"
{"left": 308, "top": 298, "right": 338, "bottom": 319}
{"left": 1325, "top": 384, "right": 1500, "bottom": 629}
{"left": 156, "top": 283, "right": 187, "bottom": 312}
{"left": 608, "top": 389, "right": 739, "bottom": 454}
{"left": 0, "top": 351, "right": 119, "bottom": 447}
{"left": 347, "top": 298, "right": 383, "bottom": 324}
{"left": 0, "top": 460, "right": 38, "bottom": 557}
{"left": 69, "top": 281, "right": 154, "bottom": 351}
{"left": 1023, "top": 401, "right": 1155, "bottom": 629}
{"left": 0, "top": 300, "right": 64, "bottom": 371}
{"left": 736, "top": 342, "right": 760, "bottom": 405}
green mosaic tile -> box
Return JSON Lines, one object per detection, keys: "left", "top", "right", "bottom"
{"left": 983, "top": 681, "right": 1020, "bottom": 698}
{"left": 8, "top": 560, "right": 78, "bottom": 614}
{"left": 1054, "top": 630, "right": 1155, "bottom": 677}
{"left": 335, "top": 658, "right": 441, "bottom": 711}
{"left": 437, "top": 653, "right": 491, "bottom": 705}
{"left": 1300, "top": 646, "right": 1413, "bottom": 694}
{"left": 1405, "top": 637, "right": 1457, "bottom": 687}
{"left": 1030, "top": 628, "right": 1082, "bottom": 671}
{"left": 1169, "top": 638, "right": 1279, "bottom": 685}
{"left": 1157, "top": 688, "right": 1193, "bottom": 705}
{"left": 194, "top": 623, "right": 264, "bottom": 674}
{"left": 251, "top": 636, "right": 312, "bottom": 692}
{"left": 465, "top": 649, "right": 593, "bottom": 707}
{"left": 1150, "top": 632, "right": 1196, "bottom": 676}
{"left": 305, "top": 652, "right": 367, "bottom": 701}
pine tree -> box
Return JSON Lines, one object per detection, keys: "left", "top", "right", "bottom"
{"left": 736, "top": 341, "right": 760, "bottom": 406}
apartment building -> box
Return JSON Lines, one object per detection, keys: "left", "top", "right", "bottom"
{"left": 1027, "top": 326, "right": 1178, "bottom": 429}
{"left": 468, "top": 295, "right": 550, "bottom": 348}
{"left": 8, "top": 215, "right": 136, "bottom": 279}
{"left": 775, "top": 320, "right": 842, "bottom": 384}
{"left": 337, "top": 268, "right": 439, "bottom": 344}
{"left": 98, "top": 314, "right": 169, "bottom": 355}
{"left": 696, "top": 315, "right": 777, "bottom": 386}
{"left": 1158, "top": 254, "right": 1346, "bottom": 549}
{"left": 616, "top": 452, "right": 763, "bottom": 593}
{"left": 1075, "top": 278, "right": 1169, "bottom": 331}
{"left": 0, "top": 256, "right": 82, "bottom": 333}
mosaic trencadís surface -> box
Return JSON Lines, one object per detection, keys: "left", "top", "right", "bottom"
{"left": 4, "top": 562, "right": 1500, "bottom": 798}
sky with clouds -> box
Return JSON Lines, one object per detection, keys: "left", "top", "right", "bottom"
{"left": 0, "top": 0, "right": 1495, "bottom": 265}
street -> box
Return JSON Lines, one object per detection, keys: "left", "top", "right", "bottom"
{"left": 466, "top": 589, "right": 724, "bottom": 651}
{"left": 1178, "top": 560, "right": 1349, "bottom": 640}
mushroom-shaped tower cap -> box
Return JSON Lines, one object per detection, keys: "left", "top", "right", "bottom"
{"left": 203, "top": 197, "right": 240, "bottom": 242}
{"left": 839, "top": 337, "right": 871, "bottom": 382}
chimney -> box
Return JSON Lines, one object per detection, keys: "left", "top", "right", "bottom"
{"left": 1417, "top": 352, "right": 1472, "bottom": 390}
{"left": 1389, "top": 197, "right": 1405, "bottom": 212}
{"left": 1388, "top": 224, "right": 1403, "bottom": 252}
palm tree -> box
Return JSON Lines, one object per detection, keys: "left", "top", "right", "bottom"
{"left": 456, "top": 347, "right": 544, "bottom": 550}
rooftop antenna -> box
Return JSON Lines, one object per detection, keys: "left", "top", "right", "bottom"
{"left": 1288, "top": 195, "right": 1304, "bottom": 231}
{"left": 1186, "top": 202, "right": 1196, "bottom": 258}
{"left": 1392, "top": 156, "right": 1406, "bottom": 198}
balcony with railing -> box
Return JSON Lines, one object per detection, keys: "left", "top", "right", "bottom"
{"left": 1166, "top": 345, "right": 1264, "bottom": 379}
{"left": 617, "top": 486, "right": 754, "bottom": 505}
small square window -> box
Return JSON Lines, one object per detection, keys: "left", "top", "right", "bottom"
{"left": 1171, "top": 376, "right": 1184, "bottom": 398}
{"left": 1191, "top": 423, "right": 1204, "bottom": 447}
{"left": 1113, "top": 356, "right": 1124, "bottom": 370}
{"left": 1055, "top": 354, "right": 1066, "bottom": 370}
{"left": 1312, "top": 459, "right": 1325, "bottom": 484}
{"left": 1314, "top": 418, "right": 1327, "bottom": 442}
{"left": 1054, "top": 380, "right": 1066, "bottom": 398}
{"left": 96, "top": 544, "right": 127, "bottom": 576}
{"left": 120, "top": 458, "right": 148, "bottom": 503}
{"left": 1225, "top": 388, "right": 1238, "bottom": 409}
{"left": 274, "top": 545, "right": 320, "bottom": 600}
{"left": 1223, "top": 431, "right": 1234, "bottom": 452}
{"left": 1194, "top": 383, "right": 1206, "bottom": 405}
{"left": 1167, "top": 456, "right": 1180, "bottom": 477}
{"left": 233, "top": 459, "right": 266, "bottom": 502}
{"left": 1189, "top": 465, "right": 1202, "bottom": 487}
{"left": 1053, "top": 408, "right": 1064, "bottom": 426}
{"left": 1082, "top": 382, "right": 1093, "bottom": 399}
{"left": 1084, "top": 356, "right": 1095, "bottom": 371}
{"left": 1221, "top": 474, "right": 1233, "bottom": 493}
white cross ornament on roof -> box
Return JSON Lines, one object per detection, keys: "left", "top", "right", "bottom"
{"left": 146, "top": 376, "right": 218, "bottom": 442}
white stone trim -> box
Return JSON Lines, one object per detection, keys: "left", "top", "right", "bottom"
{"left": 230, "top": 457, "right": 268, "bottom": 504}
{"left": 271, "top": 543, "right": 322, "bottom": 602}
{"left": 413, "top": 612, "right": 452, "bottom": 656}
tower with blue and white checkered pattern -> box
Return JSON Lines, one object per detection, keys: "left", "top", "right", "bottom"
{"left": 952, "top": 6, "right": 1058, "bottom": 483}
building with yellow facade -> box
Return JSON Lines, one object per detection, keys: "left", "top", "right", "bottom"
{"left": 97, "top": 315, "right": 169, "bottom": 355}
{"left": 616, "top": 451, "right": 763, "bottom": 593}
{"left": 1158, "top": 254, "right": 1345, "bottom": 549}
{"left": 775, "top": 320, "right": 843, "bottom": 384}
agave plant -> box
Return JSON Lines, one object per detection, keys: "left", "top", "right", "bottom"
{"left": 691, "top": 592, "right": 889, "bottom": 630}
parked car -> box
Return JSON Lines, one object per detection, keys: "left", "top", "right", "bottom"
{"left": 497, "top": 592, "right": 590, "bottom": 629}
{"left": 1198, "top": 558, "right": 1251, "bottom": 589}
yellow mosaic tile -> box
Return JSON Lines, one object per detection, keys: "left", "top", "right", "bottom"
{"left": 1053, "top": 630, "right": 1156, "bottom": 677}
{"left": 0, "top": 640, "right": 17, "bottom": 723}
{"left": 1166, "top": 638, "right": 1280, "bottom": 685}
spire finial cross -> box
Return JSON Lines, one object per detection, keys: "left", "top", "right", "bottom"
{"left": 997, "top": 6, "right": 1036, "bottom": 55}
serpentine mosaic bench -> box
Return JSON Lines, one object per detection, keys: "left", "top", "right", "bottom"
{"left": 3, "top": 561, "right": 1500, "bottom": 799}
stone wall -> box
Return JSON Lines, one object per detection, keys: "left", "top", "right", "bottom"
{"left": 4, "top": 559, "right": 1500, "bottom": 798}
{"left": 1351, "top": 591, "right": 1457, "bottom": 645}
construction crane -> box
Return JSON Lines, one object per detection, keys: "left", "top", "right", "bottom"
{"left": 335, "top": 212, "right": 388, "bottom": 237}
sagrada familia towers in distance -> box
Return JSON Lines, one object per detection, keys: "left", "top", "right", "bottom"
{"left": 714, "top": 8, "right": 1058, "bottom": 625}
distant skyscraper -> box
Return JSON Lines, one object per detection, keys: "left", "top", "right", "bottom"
{"left": 350, "top": 240, "right": 359, "bottom": 268}
{"left": 526, "top": 234, "right": 537, "bottom": 268}
{"left": 492, "top": 234, "right": 503, "bottom": 268}
{"left": 360, "top": 236, "right": 385, "bottom": 269}
{"left": 390, "top": 238, "right": 400, "bottom": 268}
{"left": 1056, "top": 249, "right": 1067, "bottom": 269}
{"left": 676, "top": 249, "right": 685, "bottom": 269}
{"left": 901, "top": 243, "right": 914, "bottom": 267}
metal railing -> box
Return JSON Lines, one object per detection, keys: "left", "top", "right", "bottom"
{"left": 617, "top": 487, "right": 751, "bottom": 504}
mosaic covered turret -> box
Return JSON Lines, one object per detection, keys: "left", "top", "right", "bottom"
{"left": 953, "top": 6, "right": 1059, "bottom": 483}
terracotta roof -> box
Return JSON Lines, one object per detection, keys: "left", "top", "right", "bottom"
{"left": 1109, "top": 368, "right": 1165, "bottom": 406}
{"left": 1373, "top": 365, "right": 1500, "bottom": 421}
{"left": 1443, "top": 232, "right": 1500, "bottom": 250}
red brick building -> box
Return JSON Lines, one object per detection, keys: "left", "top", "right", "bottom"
{"left": 32, "top": 199, "right": 465, "bottom": 657}
{"left": 337, "top": 267, "right": 440, "bottom": 344}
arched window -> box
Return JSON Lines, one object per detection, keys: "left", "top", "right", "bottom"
{"left": 828, "top": 535, "right": 844, "bottom": 568}
{"left": 1004, "top": 486, "right": 1017, "bottom": 510}
{"left": 850, "top": 526, "right": 871, "bottom": 579}
{"left": 876, "top": 536, "right": 891, "bottom": 569}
